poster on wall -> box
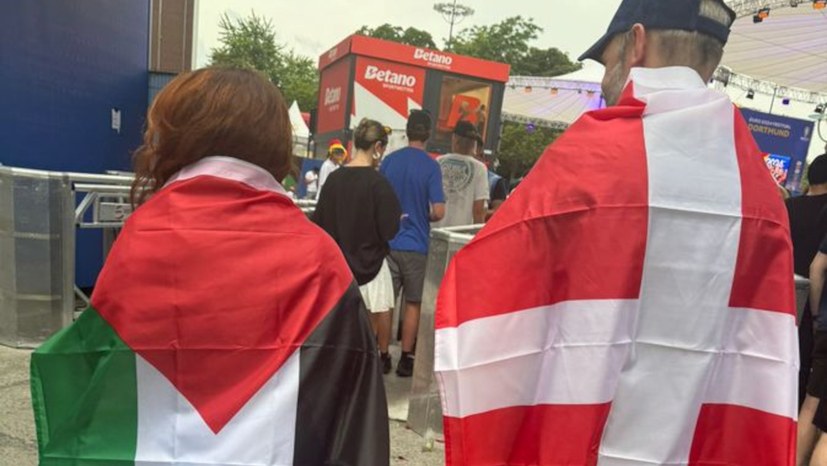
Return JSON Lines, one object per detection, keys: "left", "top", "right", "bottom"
{"left": 352, "top": 57, "right": 426, "bottom": 131}
{"left": 741, "top": 108, "right": 814, "bottom": 194}
{"left": 316, "top": 58, "right": 351, "bottom": 135}
{"left": 764, "top": 154, "right": 792, "bottom": 186}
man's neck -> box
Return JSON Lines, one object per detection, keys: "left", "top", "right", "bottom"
{"left": 809, "top": 184, "right": 827, "bottom": 196}
{"left": 409, "top": 141, "right": 426, "bottom": 150}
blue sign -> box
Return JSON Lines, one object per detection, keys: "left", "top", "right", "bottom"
{"left": 741, "top": 108, "right": 814, "bottom": 194}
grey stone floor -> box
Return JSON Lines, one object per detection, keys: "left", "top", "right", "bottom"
{"left": 0, "top": 344, "right": 443, "bottom": 466}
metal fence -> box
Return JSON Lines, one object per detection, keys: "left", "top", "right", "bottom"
{"left": 0, "top": 167, "right": 133, "bottom": 347}
{"left": 0, "top": 166, "right": 317, "bottom": 348}
{"left": 408, "top": 225, "right": 481, "bottom": 441}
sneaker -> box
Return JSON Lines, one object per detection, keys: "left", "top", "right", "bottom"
{"left": 396, "top": 352, "right": 415, "bottom": 377}
{"left": 381, "top": 352, "right": 392, "bottom": 375}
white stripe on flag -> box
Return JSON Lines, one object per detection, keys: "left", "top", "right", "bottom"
{"left": 436, "top": 300, "right": 638, "bottom": 417}
{"left": 135, "top": 351, "right": 300, "bottom": 466}
{"left": 436, "top": 302, "right": 796, "bottom": 419}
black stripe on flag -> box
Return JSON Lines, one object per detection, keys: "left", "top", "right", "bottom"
{"left": 293, "top": 283, "right": 390, "bottom": 466}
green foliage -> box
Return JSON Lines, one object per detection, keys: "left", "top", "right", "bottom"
{"left": 518, "top": 47, "right": 582, "bottom": 77}
{"left": 496, "top": 121, "right": 561, "bottom": 180}
{"left": 209, "top": 12, "right": 319, "bottom": 110}
{"left": 356, "top": 24, "right": 438, "bottom": 49}
{"left": 451, "top": 16, "right": 580, "bottom": 77}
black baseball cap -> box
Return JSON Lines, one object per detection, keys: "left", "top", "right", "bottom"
{"left": 579, "top": 0, "right": 737, "bottom": 63}
{"left": 453, "top": 121, "right": 483, "bottom": 144}
{"left": 407, "top": 110, "right": 432, "bottom": 132}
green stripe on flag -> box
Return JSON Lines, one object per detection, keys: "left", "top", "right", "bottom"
{"left": 31, "top": 307, "right": 138, "bottom": 466}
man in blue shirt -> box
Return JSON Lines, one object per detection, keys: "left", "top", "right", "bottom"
{"left": 380, "top": 110, "right": 445, "bottom": 377}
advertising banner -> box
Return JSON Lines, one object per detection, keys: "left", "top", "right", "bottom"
{"left": 320, "top": 35, "right": 511, "bottom": 83}
{"left": 316, "top": 58, "right": 351, "bottom": 135}
{"left": 353, "top": 57, "right": 426, "bottom": 130}
{"left": 741, "top": 108, "right": 814, "bottom": 193}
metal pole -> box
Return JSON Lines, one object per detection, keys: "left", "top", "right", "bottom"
{"left": 447, "top": 0, "right": 457, "bottom": 50}
{"left": 769, "top": 85, "right": 779, "bottom": 115}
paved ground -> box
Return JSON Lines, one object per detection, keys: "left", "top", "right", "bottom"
{"left": 0, "top": 344, "right": 443, "bottom": 466}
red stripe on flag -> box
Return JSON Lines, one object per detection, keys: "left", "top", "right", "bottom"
{"left": 729, "top": 111, "right": 796, "bottom": 317}
{"left": 443, "top": 403, "right": 611, "bottom": 466}
{"left": 436, "top": 107, "right": 648, "bottom": 329}
{"left": 689, "top": 404, "right": 796, "bottom": 466}
{"left": 92, "top": 177, "right": 354, "bottom": 433}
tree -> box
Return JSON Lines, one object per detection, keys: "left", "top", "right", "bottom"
{"left": 356, "top": 24, "right": 438, "bottom": 49}
{"left": 210, "top": 12, "right": 319, "bottom": 110}
{"left": 451, "top": 16, "right": 581, "bottom": 77}
{"left": 518, "top": 47, "right": 582, "bottom": 77}
{"left": 496, "top": 122, "right": 561, "bottom": 181}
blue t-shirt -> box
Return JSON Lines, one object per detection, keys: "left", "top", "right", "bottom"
{"left": 380, "top": 147, "right": 445, "bottom": 255}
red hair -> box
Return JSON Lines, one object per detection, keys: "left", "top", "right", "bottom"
{"left": 131, "top": 67, "right": 293, "bottom": 204}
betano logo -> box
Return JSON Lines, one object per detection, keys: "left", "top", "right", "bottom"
{"left": 414, "top": 48, "right": 453, "bottom": 66}
{"left": 324, "top": 87, "right": 342, "bottom": 106}
{"left": 364, "top": 65, "right": 417, "bottom": 88}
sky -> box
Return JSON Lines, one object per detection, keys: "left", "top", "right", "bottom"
{"left": 194, "top": 0, "right": 622, "bottom": 68}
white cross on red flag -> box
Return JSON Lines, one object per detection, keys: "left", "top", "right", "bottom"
{"left": 435, "top": 68, "right": 798, "bottom": 466}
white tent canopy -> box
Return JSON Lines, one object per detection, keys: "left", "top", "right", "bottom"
{"left": 502, "top": 62, "right": 604, "bottom": 131}
{"left": 289, "top": 101, "right": 311, "bottom": 157}
{"left": 501, "top": 1, "right": 827, "bottom": 160}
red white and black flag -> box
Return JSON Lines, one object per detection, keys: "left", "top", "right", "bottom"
{"left": 435, "top": 68, "right": 798, "bottom": 466}
{"left": 31, "top": 157, "right": 390, "bottom": 465}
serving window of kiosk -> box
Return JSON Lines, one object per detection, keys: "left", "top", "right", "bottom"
{"left": 433, "top": 75, "right": 494, "bottom": 149}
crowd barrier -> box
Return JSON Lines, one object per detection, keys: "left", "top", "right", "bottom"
{"left": 0, "top": 166, "right": 319, "bottom": 348}
{"left": 407, "top": 225, "right": 813, "bottom": 440}
{"left": 0, "top": 166, "right": 133, "bottom": 347}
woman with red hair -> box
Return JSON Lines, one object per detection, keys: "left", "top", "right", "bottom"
{"left": 31, "top": 68, "right": 389, "bottom": 466}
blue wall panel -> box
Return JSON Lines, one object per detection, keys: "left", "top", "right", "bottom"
{"left": 0, "top": 0, "right": 150, "bottom": 173}
{"left": 1, "top": 1, "right": 151, "bottom": 288}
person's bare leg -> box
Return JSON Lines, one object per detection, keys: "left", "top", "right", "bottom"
{"left": 800, "top": 395, "right": 821, "bottom": 466}
{"left": 812, "top": 432, "right": 827, "bottom": 466}
{"left": 370, "top": 314, "right": 379, "bottom": 338}
{"left": 401, "top": 302, "right": 421, "bottom": 353}
{"left": 373, "top": 310, "right": 392, "bottom": 354}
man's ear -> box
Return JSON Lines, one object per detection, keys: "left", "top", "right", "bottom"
{"left": 629, "top": 23, "right": 648, "bottom": 67}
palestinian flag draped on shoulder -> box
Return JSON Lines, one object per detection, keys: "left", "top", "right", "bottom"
{"left": 435, "top": 68, "right": 798, "bottom": 465}
{"left": 31, "top": 157, "right": 389, "bottom": 466}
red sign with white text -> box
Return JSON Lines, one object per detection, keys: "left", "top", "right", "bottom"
{"left": 352, "top": 57, "right": 425, "bottom": 129}
{"left": 316, "top": 58, "right": 351, "bottom": 135}
{"left": 319, "top": 35, "right": 510, "bottom": 83}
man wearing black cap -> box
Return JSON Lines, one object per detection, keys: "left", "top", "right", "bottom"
{"left": 434, "top": 121, "right": 490, "bottom": 228}
{"left": 434, "top": 1, "right": 798, "bottom": 465}
{"left": 380, "top": 110, "right": 445, "bottom": 377}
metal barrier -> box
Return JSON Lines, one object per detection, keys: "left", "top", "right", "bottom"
{"left": 0, "top": 166, "right": 317, "bottom": 347}
{"left": 71, "top": 178, "right": 134, "bottom": 315}
{"left": 408, "top": 225, "right": 481, "bottom": 441}
{"left": 1, "top": 167, "right": 74, "bottom": 348}
{"left": 407, "top": 226, "right": 813, "bottom": 440}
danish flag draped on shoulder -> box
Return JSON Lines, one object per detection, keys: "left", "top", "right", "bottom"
{"left": 30, "top": 158, "right": 389, "bottom": 465}
{"left": 435, "top": 1, "right": 798, "bottom": 464}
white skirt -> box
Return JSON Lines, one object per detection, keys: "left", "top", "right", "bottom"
{"left": 359, "top": 259, "right": 394, "bottom": 313}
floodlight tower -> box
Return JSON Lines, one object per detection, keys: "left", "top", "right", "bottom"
{"left": 434, "top": 0, "right": 475, "bottom": 50}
